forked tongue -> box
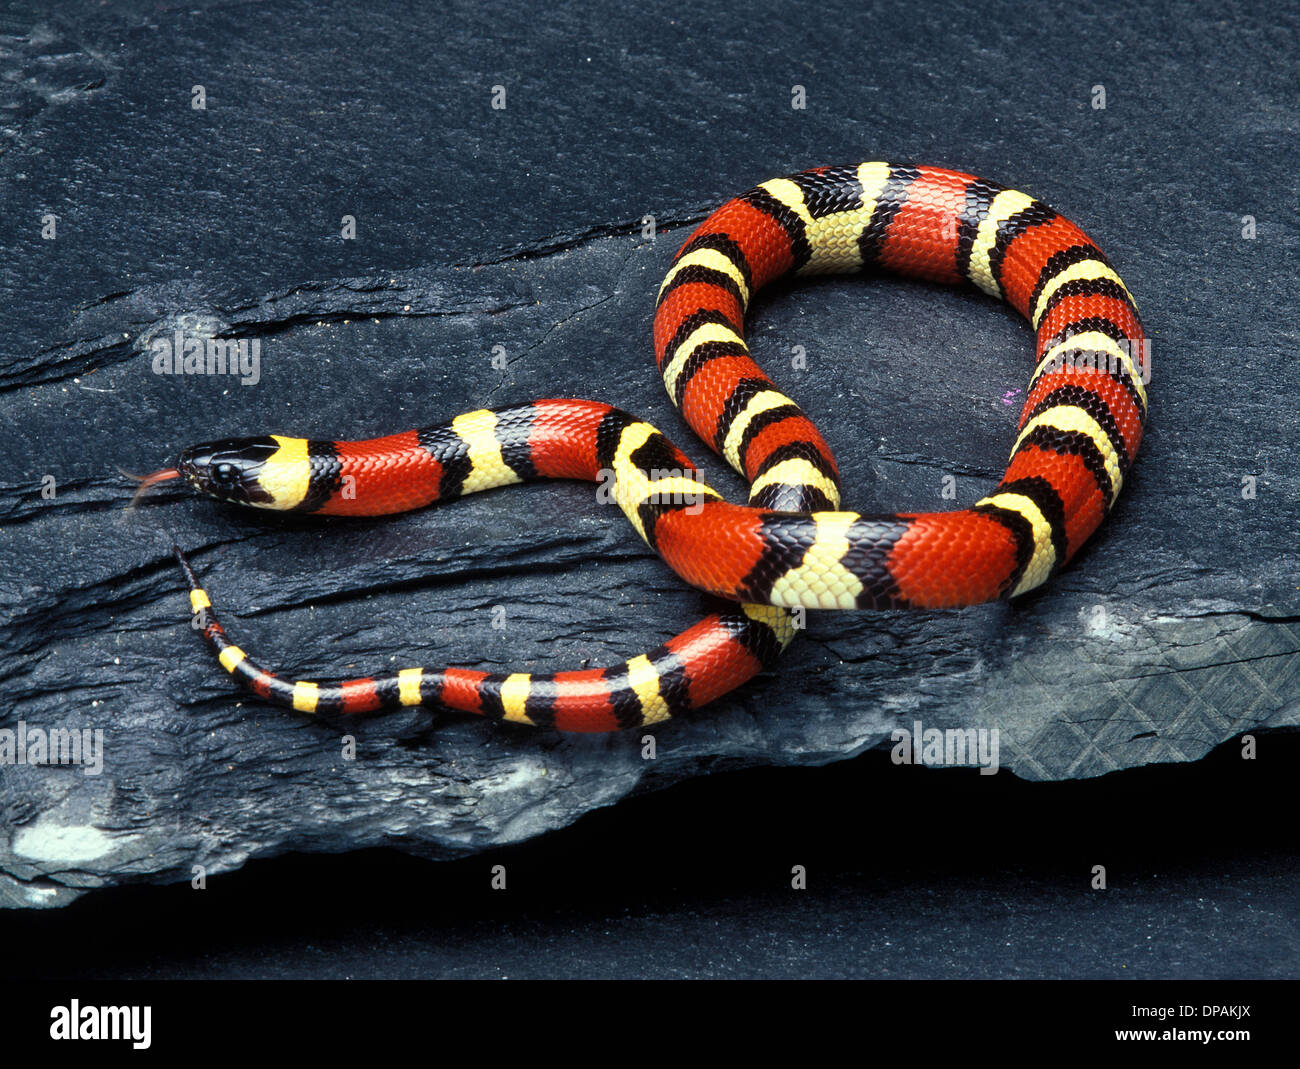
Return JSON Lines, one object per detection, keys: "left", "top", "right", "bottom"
{"left": 118, "top": 466, "right": 181, "bottom": 510}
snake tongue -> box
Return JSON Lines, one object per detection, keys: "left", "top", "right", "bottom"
{"left": 119, "top": 465, "right": 181, "bottom": 509}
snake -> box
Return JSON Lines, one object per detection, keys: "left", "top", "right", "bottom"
{"left": 134, "top": 162, "right": 1148, "bottom": 732}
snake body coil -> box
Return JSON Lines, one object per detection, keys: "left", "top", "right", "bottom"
{"left": 160, "top": 163, "right": 1147, "bottom": 732}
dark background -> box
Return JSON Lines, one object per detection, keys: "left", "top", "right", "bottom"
{"left": 2, "top": 0, "right": 1297, "bottom": 978}
{"left": 13, "top": 736, "right": 1300, "bottom": 979}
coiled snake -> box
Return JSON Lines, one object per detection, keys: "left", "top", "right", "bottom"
{"left": 134, "top": 163, "right": 1147, "bottom": 732}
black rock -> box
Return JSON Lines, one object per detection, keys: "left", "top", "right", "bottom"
{"left": 1, "top": 0, "right": 1296, "bottom": 909}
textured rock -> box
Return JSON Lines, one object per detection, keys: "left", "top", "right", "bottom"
{"left": 1, "top": 0, "right": 1296, "bottom": 909}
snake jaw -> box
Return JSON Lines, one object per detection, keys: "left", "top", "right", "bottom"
{"left": 119, "top": 466, "right": 181, "bottom": 510}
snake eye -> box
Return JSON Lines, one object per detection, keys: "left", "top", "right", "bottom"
{"left": 212, "top": 462, "right": 239, "bottom": 487}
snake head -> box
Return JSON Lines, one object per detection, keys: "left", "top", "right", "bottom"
{"left": 177, "top": 437, "right": 280, "bottom": 506}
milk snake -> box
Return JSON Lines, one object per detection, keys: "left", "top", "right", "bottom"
{"left": 140, "top": 162, "right": 1148, "bottom": 732}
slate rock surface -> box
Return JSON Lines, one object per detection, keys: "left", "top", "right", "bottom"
{"left": 1, "top": 0, "right": 1296, "bottom": 908}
